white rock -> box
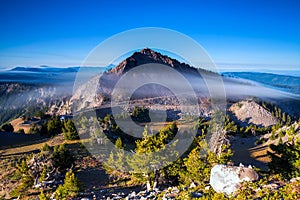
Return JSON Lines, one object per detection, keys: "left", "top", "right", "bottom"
{"left": 171, "top": 187, "right": 180, "bottom": 193}
{"left": 189, "top": 182, "right": 196, "bottom": 188}
{"left": 205, "top": 186, "right": 210, "bottom": 190}
{"left": 209, "top": 164, "right": 259, "bottom": 195}
{"left": 290, "top": 177, "right": 300, "bottom": 183}
{"left": 262, "top": 183, "right": 279, "bottom": 190}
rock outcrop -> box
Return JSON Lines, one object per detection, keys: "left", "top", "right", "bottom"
{"left": 209, "top": 164, "right": 259, "bottom": 195}
{"left": 229, "top": 100, "right": 278, "bottom": 127}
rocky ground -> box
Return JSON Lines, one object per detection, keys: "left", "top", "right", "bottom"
{"left": 228, "top": 100, "right": 278, "bottom": 127}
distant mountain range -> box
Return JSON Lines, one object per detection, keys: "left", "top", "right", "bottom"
{"left": 9, "top": 65, "right": 112, "bottom": 73}
{"left": 0, "top": 66, "right": 108, "bottom": 85}
{"left": 222, "top": 72, "right": 300, "bottom": 95}
{"left": 10, "top": 66, "right": 81, "bottom": 73}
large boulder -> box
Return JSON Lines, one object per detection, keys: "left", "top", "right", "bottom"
{"left": 209, "top": 164, "right": 259, "bottom": 195}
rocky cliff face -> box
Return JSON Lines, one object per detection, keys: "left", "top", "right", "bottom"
{"left": 0, "top": 82, "right": 71, "bottom": 124}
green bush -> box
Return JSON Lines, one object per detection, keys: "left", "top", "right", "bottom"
{"left": 54, "top": 170, "right": 80, "bottom": 199}
{"left": 39, "top": 191, "right": 50, "bottom": 200}
{"left": 42, "top": 143, "right": 51, "bottom": 151}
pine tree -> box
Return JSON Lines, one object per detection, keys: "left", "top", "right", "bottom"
{"left": 268, "top": 141, "right": 300, "bottom": 178}
{"left": 287, "top": 115, "right": 292, "bottom": 125}
{"left": 180, "top": 136, "right": 232, "bottom": 187}
{"left": 63, "top": 119, "right": 79, "bottom": 140}
{"left": 11, "top": 159, "right": 34, "bottom": 197}
{"left": 62, "top": 170, "right": 80, "bottom": 197}
{"left": 42, "top": 143, "right": 51, "bottom": 151}
{"left": 46, "top": 116, "right": 62, "bottom": 136}
{"left": 103, "top": 138, "right": 129, "bottom": 181}
{"left": 52, "top": 144, "right": 74, "bottom": 170}
{"left": 127, "top": 124, "right": 179, "bottom": 190}
{"left": 54, "top": 170, "right": 80, "bottom": 199}
{"left": 282, "top": 112, "right": 286, "bottom": 123}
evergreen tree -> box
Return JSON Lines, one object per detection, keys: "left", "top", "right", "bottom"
{"left": 63, "top": 119, "right": 79, "bottom": 140}
{"left": 126, "top": 124, "right": 179, "bottom": 190}
{"left": 287, "top": 115, "right": 292, "bottom": 125}
{"left": 268, "top": 140, "right": 300, "bottom": 178}
{"left": 42, "top": 143, "right": 51, "bottom": 151}
{"left": 52, "top": 144, "right": 74, "bottom": 170}
{"left": 180, "top": 136, "right": 232, "bottom": 187}
{"left": 103, "top": 138, "right": 129, "bottom": 181}
{"left": 11, "top": 159, "right": 34, "bottom": 197}
{"left": 54, "top": 170, "right": 80, "bottom": 199}
{"left": 45, "top": 116, "right": 62, "bottom": 136}
{"left": 282, "top": 112, "right": 286, "bottom": 123}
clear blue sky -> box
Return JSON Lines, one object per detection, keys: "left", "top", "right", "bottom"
{"left": 0, "top": 0, "right": 300, "bottom": 72}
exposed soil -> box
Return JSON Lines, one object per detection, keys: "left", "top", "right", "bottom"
{"left": 229, "top": 135, "right": 269, "bottom": 171}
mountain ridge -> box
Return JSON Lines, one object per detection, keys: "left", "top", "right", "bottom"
{"left": 108, "top": 48, "right": 215, "bottom": 76}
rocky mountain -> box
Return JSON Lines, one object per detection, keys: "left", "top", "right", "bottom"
{"left": 228, "top": 100, "right": 279, "bottom": 127}
{"left": 99, "top": 48, "right": 217, "bottom": 99}
{"left": 72, "top": 48, "right": 300, "bottom": 118}
{"left": 70, "top": 48, "right": 224, "bottom": 118}
{"left": 0, "top": 65, "right": 106, "bottom": 124}
{"left": 108, "top": 48, "right": 208, "bottom": 76}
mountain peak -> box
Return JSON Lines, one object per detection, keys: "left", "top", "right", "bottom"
{"left": 108, "top": 48, "right": 203, "bottom": 76}
{"left": 140, "top": 48, "right": 156, "bottom": 55}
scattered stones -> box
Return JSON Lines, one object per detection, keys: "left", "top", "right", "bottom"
{"left": 262, "top": 183, "right": 280, "bottom": 190}
{"left": 290, "top": 177, "right": 300, "bottom": 183}
{"left": 191, "top": 192, "right": 203, "bottom": 198}
{"left": 171, "top": 187, "right": 179, "bottom": 194}
{"left": 189, "top": 182, "right": 196, "bottom": 188}
{"left": 125, "top": 191, "right": 136, "bottom": 200}
{"left": 204, "top": 185, "right": 210, "bottom": 190}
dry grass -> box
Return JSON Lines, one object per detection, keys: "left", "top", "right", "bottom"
{"left": 0, "top": 134, "right": 88, "bottom": 156}
{"left": 10, "top": 118, "right": 32, "bottom": 134}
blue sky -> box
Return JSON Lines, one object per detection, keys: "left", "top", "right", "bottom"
{"left": 0, "top": 0, "right": 300, "bottom": 72}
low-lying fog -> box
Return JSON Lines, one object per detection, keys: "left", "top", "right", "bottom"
{"left": 1, "top": 66, "right": 299, "bottom": 116}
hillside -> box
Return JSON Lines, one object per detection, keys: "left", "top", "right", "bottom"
{"left": 229, "top": 100, "right": 279, "bottom": 127}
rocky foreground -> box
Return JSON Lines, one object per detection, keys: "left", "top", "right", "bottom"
{"left": 75, "top": 163, "right": 299, "bottom": 200}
